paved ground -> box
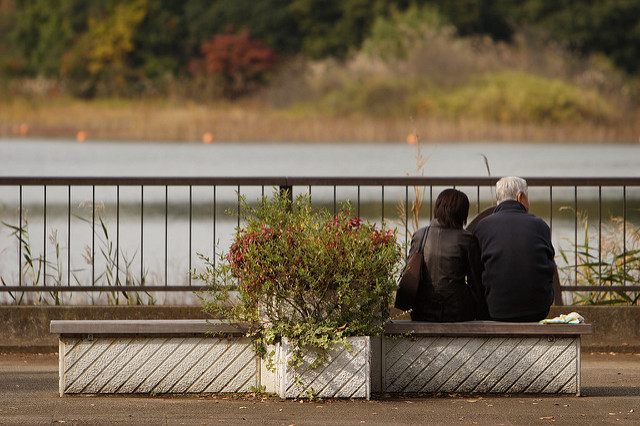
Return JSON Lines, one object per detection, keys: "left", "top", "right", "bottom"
{"left": 1, "top": 351, "right": 639, "bottom": 425}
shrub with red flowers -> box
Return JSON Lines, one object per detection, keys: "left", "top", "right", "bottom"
{"left": 195, "top": 191, "right": 402, "bottom": 365}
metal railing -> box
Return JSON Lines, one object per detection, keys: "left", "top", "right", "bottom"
{"left": 1, "top": 176, "right": 639, "bottom": 304}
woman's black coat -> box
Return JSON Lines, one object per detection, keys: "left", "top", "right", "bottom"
{"left": 409, "top": 219, "right": 489, "bottom": 322}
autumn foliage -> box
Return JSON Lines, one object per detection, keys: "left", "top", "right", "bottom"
{"left": 190, "top": 28, "right": 277, "bottom": 98}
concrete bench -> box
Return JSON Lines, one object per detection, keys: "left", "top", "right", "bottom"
{"left": 50, "top": 320, "right": 254, "bottom": 397}
{"left": 52, "top": 319, "right": 593, "bottom": 397}
{"left": 379, "top": 320, "right": 593, "bottom": 396}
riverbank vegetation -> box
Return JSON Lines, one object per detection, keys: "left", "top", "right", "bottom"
{"left": 1, "top": 1, "right": 639, "bottom": 142}
{"left": 560, "top": 215, "right": 640, "bottom": 306}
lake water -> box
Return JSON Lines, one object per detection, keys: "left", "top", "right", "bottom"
{"left": 1, "top": 138, "right": 639, "bottom": 305}
{"left": 2, "top": 138, "right": 639, "bottom": 177}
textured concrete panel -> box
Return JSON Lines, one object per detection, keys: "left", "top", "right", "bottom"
{"left": 277, "top": 336, "right": 370, "bottom": 399}
{"left": 383, "top": 336, "right": 580, "bottom": 394}
{"left": 59, "top": 336, "right": 256, "bottom": 395}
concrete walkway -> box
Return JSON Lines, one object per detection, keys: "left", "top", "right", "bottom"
{"left": 1, "top": 352, "right": 639, "bottom": 425}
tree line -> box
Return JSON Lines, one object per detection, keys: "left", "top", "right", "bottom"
{"left": 1, "top": 0, "right": 638, "bottom": 99}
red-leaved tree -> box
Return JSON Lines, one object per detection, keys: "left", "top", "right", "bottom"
{"left": 190, "top": 27, "right": 277, "bottom": 99}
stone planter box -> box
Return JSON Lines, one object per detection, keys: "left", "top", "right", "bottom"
{"left": 262, "top": 336, "right": 370, "bottom": 399}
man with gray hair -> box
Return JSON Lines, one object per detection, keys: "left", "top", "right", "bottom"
{"left": 472, "top": 176, "right": 555, "bottom": 321}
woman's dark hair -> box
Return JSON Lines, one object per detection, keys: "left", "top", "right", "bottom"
{"left": 434, "top": 188, "right": 470, "bottom": 229}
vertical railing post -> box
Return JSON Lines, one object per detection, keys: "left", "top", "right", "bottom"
{"left": 405, "top": 185, "right": 409, "bottom": 257}
{"left": 574, "top": 186, "right": 578, "bottom": 286}
{"left": 213, "top": 185, "right": 217, "bottom": 265}
{"left": 333, "top": 185, "right": 337, "bottom": 215}
{"left": 116, "top": 186, "right": 120, "bottom": 285}
{"left": 429, "top": 186, "right": 433, "bottom": 220}
{"left": 43, "top": 185, "right": 47, "bottom": 287}
{"left": 188, "top": 185, "right": 192, "bottom": 286}
{"left": 623, "top": 185, "right": 627, "bottom": 286}
{"left": 141, "top": 185, "right": 145, "bottom": 286}
{"left": 67, "top": 185, "right": 71, "bottom": 287}
{"left": 279, "top": 185, "right": 293, "bottom": 202}
{"left": 18, "top": 185, "right": 22, "bottom": 288}
{"left": 279, "top": 185, "right": 293, "bottom": 213}
{"left": 598, "top": 186, "right": 602, "bottom": 283}
{"left": 164, "top": 185, "right": 168, "bottom": 286}
{"left": 92, "top": 185, "right": 95, "bottom": 286}
{"left": 381, "top": 185, "right": 385, "bottom": 222}
{"left": 237, "top": 185, "right": 241, "bottom": 230}
{"left": 549, "top": 186, "right": 553, "bottom": 237}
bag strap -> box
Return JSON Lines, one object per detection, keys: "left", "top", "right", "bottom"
{"left": 417, "top": 226, "right": 430, "bottom": 254}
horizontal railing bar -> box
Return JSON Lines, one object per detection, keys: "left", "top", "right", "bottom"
{"left": 3, "top": 285, "right": 639, "bottom": 293}
{"left": 1, "top": 176, "right": 640, "bottom": 187}
{"left": 1, "top": 286, "right": 208, "bottom": 292}
{"left": 560, "top": 286, "right": 640, "bottom": 292}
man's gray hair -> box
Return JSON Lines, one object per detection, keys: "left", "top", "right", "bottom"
{"left": 496, "top": 176, "right": 528, "bottom": 204}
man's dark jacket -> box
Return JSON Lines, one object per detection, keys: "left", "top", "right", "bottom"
{"left": 472, "top": 200, "right": 555, "bottom": 321}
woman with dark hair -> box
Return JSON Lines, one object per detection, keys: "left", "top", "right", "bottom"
{"left": 407, "top": 188, "right": 489, "bottom": 322}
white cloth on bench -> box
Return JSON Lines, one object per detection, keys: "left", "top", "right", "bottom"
{"left": 539, "top": 312, "right": 584, "bottom": 324}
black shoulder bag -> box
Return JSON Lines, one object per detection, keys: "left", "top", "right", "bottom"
{"left": 394, "top": 226, "right": 429, "bottom": 311}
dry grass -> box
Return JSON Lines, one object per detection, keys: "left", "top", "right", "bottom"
{"left": 2, "top": 23, "right": 639, "bottom": 144}
{"left": 0, "top": 97, "right": 637, "bottom": 143}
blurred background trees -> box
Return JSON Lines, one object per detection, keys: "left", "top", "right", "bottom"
{"left": 0, "top": 0, "right": 638, "bottom": 107}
